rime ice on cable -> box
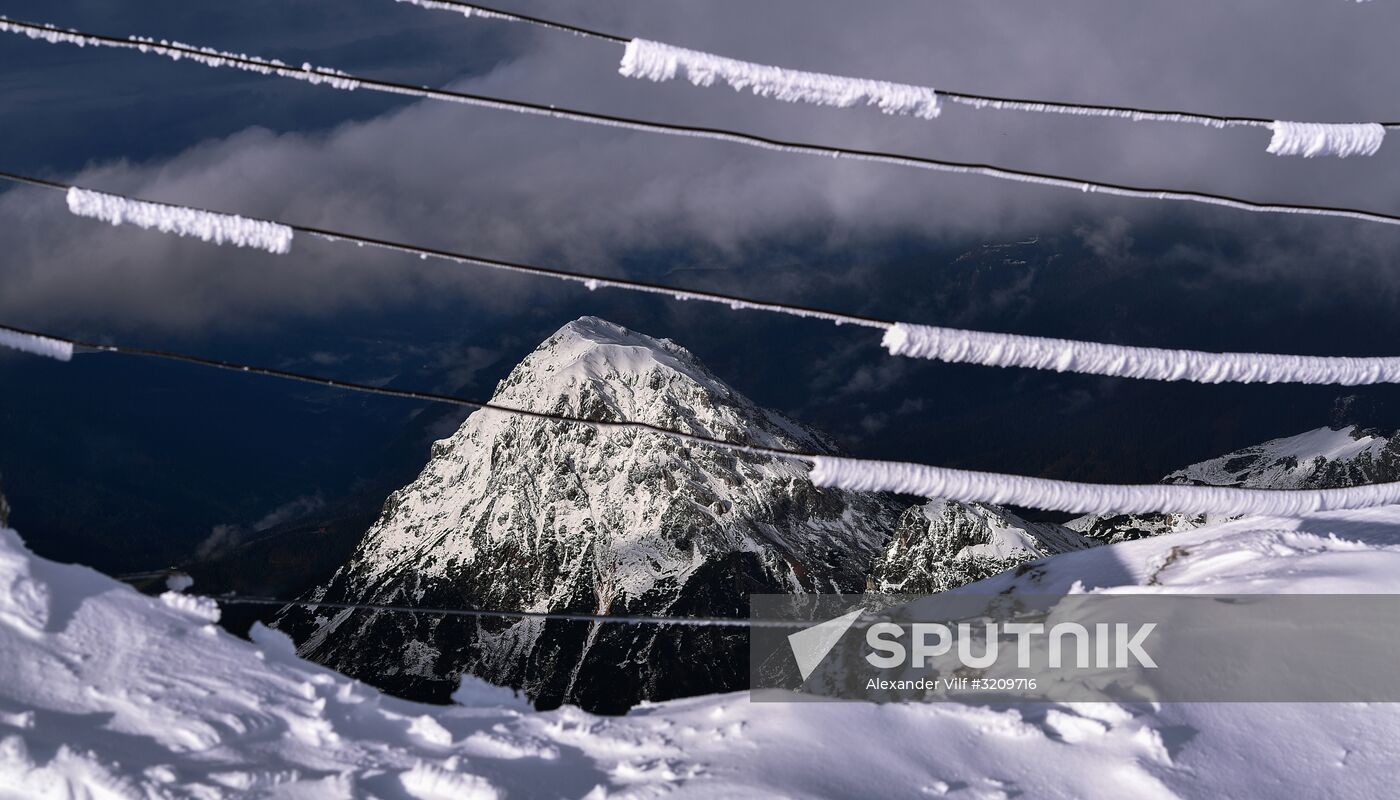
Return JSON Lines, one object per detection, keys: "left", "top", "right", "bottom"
{"left": 620, "top": 39, "right": 942, "bottom": 119}
{"left": 1267, "top": 122, "right": 1385, "bottom": 158}
{"left": 882, "top": 322, "right": 1400, "bottom": 386}
{"left": 0, "top": 328, "right": 72, "bottom": 362}
{"left": 9, "top": 19, "right": 1400, "bottom": 228}
{"left": 808, "top": 456, "right": 1400, "bottom": 516}
{"left": 65, "top": 188, "right": 293, "bottom": 254}
{"left": 393, "top": 0, "right": 514, "bottom": 21}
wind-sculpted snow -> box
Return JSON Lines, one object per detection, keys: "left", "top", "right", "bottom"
{"left": 810, "top": 454, "right": 1400, "bottom": 515}
{"left": 620, "top": 39, "right": 943, "bottom": 119}
{"left": 66, "top": 188, "right": 293, "bottom": 254}
{"left": 1267, "top": 121, "right": 1386, "bottom": 157}
{"left": 884, "top": 321, "right": 1400, "bottom": 385}
{"left": 280, "top": 317, "right": 899, "bottom": 711}
{"left": 0, "top": 328, "right": 72, "bottom": 362}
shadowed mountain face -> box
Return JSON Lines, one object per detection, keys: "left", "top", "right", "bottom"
{"left": 276, "top": 317, "right": 900, "bottom": 712}
{"left": 871, "top": 499, "right": 1091, "bottom": 594}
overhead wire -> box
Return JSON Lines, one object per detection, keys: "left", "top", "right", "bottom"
{"left": 5, "top": 17, "right": 1400, "bottom": 227}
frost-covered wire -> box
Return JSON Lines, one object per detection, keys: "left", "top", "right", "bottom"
{"left": 392, "top": 0, "right": 627, "bottom": 42}
{"left": 0, "top": 327, "right": 72, "bottom": 361}
{"left": 8, "top": 16, "right": 1400, "bottom": 227}
{"left": 0, "top": 18, "right": 362, "bottom": 92}
{"left": 808, "top": 456, "right": 1400, "bottom": 516}
{"left": 620, "top": 39, "right": 943, "bottom": 119}
{"left": 882, "top": 322, "right": 1400, "bottom": 386}
{"left": 66, "top": 188, "right": 294, "bottom": 254}
{"left": 0, "top": 171, "right": 887, "bottom": 332}
{"left": 392, "top": 2, "right": 1394, "bottom": 156}
{"left": 1267, "top": 122, "right": 1386, "bottom": 158}
{"left": 619, "top": 41, "right": 1392, "bottom": 157}
{"left": 14, "top": 173, "right": 1400, "bottom": 387}
{"left": 11, "top": 318, "right": 1400, "bottom": 517}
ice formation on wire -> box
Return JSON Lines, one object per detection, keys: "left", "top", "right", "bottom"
{"left": 617, "top": 40, "right": 1383, "bottom": 158}
{"left": 66, "top": 188, "right": 293, "bottom": 254}
{"left": 0, "top": 329, "right": 72, "bottom": 362}
{"left": 620, "top": 39, "right": 943, "bottom": 119}
{"left": 942, "top": 93, "right": 1250, "bottom": 129}
{"left": 883, "top": 322, "right": 1400, "bottom": 386}
{"left": 808, "top": 456, "right": 1400, "bottom": 515}
{"left": 392, "top": 0, "right": 513, "bottom": 21}
{"left": 1266, "top": 122, "right": 1386, "bottom": 158}
{"left": 0, "top": 19, "right": 362, "bottom": 91}
{"left": 6, "top": 19, "right": 1400, "bottom": 224}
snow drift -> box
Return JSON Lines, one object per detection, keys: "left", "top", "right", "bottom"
{"left": 4, "top": 506, "right": 1400, "bottom": 796}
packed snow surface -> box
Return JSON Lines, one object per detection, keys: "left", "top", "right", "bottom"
{"left": 1267, "top": 121, "right": 1385, "bottom": 158}
{"left": 4, "top": 505, "right": 1400, "bottom": 797}
{"left": 883, "top": 321, "right": 1400, "bottom": 385}
{"left": 66, "top": 188, "right": 293, "bottom": 254}
{"left": 620, "top": 39, "right": 943, "bottom": 119}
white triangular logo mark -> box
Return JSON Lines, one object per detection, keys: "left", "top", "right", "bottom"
{"left": 787, "top": 608, "right": 863, "bottom": 682}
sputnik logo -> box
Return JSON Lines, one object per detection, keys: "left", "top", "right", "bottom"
{"left": 786, "top": 609, "right": 864, "bottom": 681}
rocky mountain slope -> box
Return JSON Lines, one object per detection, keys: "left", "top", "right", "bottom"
{"left": 870, "top": 499, "right": 1091, "bottom": 593}
{"left": 1070, "top": 424, "right": 1400, "bottom": 543}
{"left": 276, "top": 317, "right": 900, "bottom": 712}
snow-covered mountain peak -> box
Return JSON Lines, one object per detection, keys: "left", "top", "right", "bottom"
{"left": 498, "top": 316, "right": 709, "bottom": 405}
{"left": 1164, "top": 424, "right": 1389, "bottom": 489}
{"left": 280, "top": 317, "right": 897, "bottom": 710}
{"left": 486, "top": 316, "right": 822, "bottom": 451}
{"left": 1071, "top": 423, "right": 1400, "bottom": 544}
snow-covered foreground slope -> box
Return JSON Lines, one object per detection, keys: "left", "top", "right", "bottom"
{"left": 4, "top": 510, "right": 1400, "bottom": 798}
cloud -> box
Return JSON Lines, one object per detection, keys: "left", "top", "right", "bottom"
{"left": 196, "top": 494, "right": 326, "bottom": 561}
{"left": 3, "top": 0, "right": 1400, "bottom": 335}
